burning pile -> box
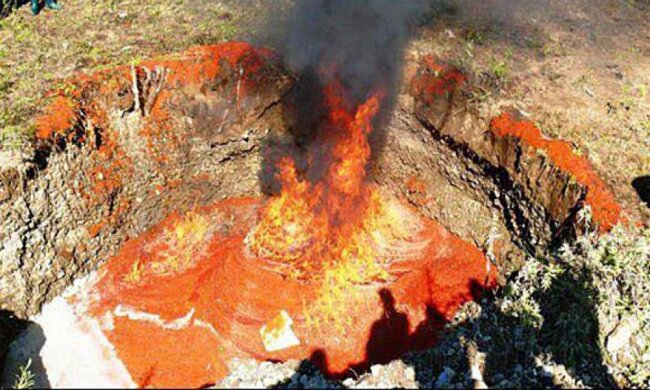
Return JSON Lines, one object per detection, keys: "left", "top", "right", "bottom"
{"left": 76, "top": 68, "right": 497, "bottom": 387}
{"left": 4, "top": 2, "right": 505, "bottom": 387}
{"left": 249, "top": 80, "right": 400, "bottom": 279}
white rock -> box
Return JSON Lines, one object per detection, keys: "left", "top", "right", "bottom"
{"left": 607, "top": 316, "right": 640, "bottom": 354}
{"left": 404, "top": 366, "right": 416, "bottom": 381}
{"left": 259, "top": 310, "right": 300, "bottom": 352}
{"left": 262, "top": 376, "right": 277, "bottom": 387}
{"left": 642, "top": 352, "right": 650, "bottom": 363}
{"left": 1, "top": 274, "right": 135, "bottom": 388}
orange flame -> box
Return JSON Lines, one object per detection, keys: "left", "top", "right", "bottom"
{"left": 248, "top": 77, "right": 390, "bottom": 283}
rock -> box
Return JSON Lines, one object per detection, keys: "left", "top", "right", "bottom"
{"left": 617, "top": 349, "right": 636, "bottom": 366}
{"left": 642, "top": 352, "right": 650, "bottom": 363}
{"left": 262, "top": 376, "right": 277, "bottom": 387}
{"left": 540, "top": 364, "right": 554, "bottom": 378}
{"left": 404, "top": 366, "right": 416, "bottom": 382}
{"left": 551, "top": 364, "right": 571, "bottom": 388}
{"left": 607, "top": 316, "right": 640, "bottom": 354}
{"left": 435, "top": 369, "right": 452, "bottom": 388}
{"left": 344, "top": 360, "right": 417, "bottom": 389}
{"left": 473, "top": 379, "right": 488, "bottom": 389}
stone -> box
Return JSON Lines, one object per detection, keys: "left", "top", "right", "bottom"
{"left": 607, "top": 316, "right": 640, "bottom": 354}
{"left": 435, "top": 369, "right": 451, "bottom": 388}
{"left": 262, "top": 376, "right": 277, "bottom": 387}
{"left": 642, "top": 352, "right": 650, "bottom": 363}
{"left": 540, "top": 365, "right": 554, "bottom": 378}
{"left": 404, "top": 366, "right": 416, "bottom": 381}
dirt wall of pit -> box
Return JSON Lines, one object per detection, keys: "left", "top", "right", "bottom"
{"left": 0, "top": 43, "right": 291, "bottom": 318}
{"left": 0, "top": 43, "right": 621, "bottom": 324}
{"left": 373, "top": 55, "right": 620, "bottom": 274}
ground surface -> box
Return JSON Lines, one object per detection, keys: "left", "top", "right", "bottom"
{"left": 0, "top": 0, "right": 648, "bottom": 220}
{"left": 0, "top": 0, "right": 649, "bottom": 388}
{"left": 414, "top": 0, "right": 650, "bottom": 222}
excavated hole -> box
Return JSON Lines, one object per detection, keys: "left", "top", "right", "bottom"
{"left": 0, "top": 44, "right": 619, "bottom": 387}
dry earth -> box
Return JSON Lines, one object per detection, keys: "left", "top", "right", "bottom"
{"left": 0, "top": 0, "right": 649, "bottom": 388}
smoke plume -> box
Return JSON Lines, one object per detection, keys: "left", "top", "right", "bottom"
{"left": 282, "top": 0, "right": 425, "bottom": 104}
{"left": 256, "top": 0, "right": 426, "bottom": 193}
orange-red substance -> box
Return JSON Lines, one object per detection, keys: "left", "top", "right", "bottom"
{"left": 406, "top": 176, "right": 429, "bottom": 207}
{"left": 490, "top": 113, "right": 621, "bottom": 231}
{"left": 78, "top": 65, "right": 496, "bottom": 387}
{"left": 86, "top": 196, "right": 496, "bottom": 388}
{"left": 35, "top": 95, "right": 79, "bottom": 140}
{"left": 410, "top": 55, "right": 465, "bottom": 104}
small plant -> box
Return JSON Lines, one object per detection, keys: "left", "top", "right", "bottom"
{"left": 123, "top": 259, "right": 143, "bottom": 283}
{"left": 464, "top": 28, "right": 485, "bottom": 45}
{"left": 488, "top": 56, "right": 508, "bottom": 81}
{"left": 13, "top": 359, "right": 36, "bottom": 389}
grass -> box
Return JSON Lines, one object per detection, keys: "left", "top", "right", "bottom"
{"left": 0, "top": 0, "right": 243, "bottom": 151}
{"left": 13, "top": 358, "right": 35, "bottom": 389}
{"left": 423, "top": 217, "right": 650, "bottom": 387}
{"left": 488, "top": 55, "right": 509, "bottom": 81}
{"left": 497, "top": 218, "right": 650, "bottom": 386}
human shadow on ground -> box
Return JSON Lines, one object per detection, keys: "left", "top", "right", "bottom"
{"left": 0, "top": 310, "right": 51, "bottom": 388}
{"left": 273, "top": 285, "right": 476, "bottom": 388}
{"left": 632, "top": 175, "right": 650, "bottom": 208}
{"left": 275, "top": 270, "right": 615, "bottom": 388}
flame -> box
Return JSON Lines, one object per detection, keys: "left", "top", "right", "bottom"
{"left": 246, "top": 74, "right": 427, "bottom": 329}
{"left": 122, "top": 211, "right": 211, "bottom": 283}
{"left": 252, "top": 82, "right": 406, "bottom": 273}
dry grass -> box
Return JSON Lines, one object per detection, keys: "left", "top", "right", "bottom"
{"left": 415, "top": 0, "right": 650, "bottom": 219}
{"left": 12, "top": 358, "right": 35, "bottom": 389}
{"left": 0, "top": 0, "right": 244, "bottom": 151}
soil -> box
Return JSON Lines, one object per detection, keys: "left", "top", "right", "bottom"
{"left": 0, "top": 0, "right": 648, "bottom": 387}
{"left": 0, "top": 39, "right": 626, "bottom": 386}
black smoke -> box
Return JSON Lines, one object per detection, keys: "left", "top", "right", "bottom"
{"left": 282, "top": 0, "right": 425, "bottom": 105}
{"left": 256, "top": 0, "right": 426, "bottom": 193}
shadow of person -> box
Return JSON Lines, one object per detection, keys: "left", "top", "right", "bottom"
{"left": 472, "top": 271, "right": 615, "bottom": 388}
{"left": 0, "top": 313, "right": 51, "bottom": 388}
{"left": 409, "top": 305, "right": 446, "bottom": 351}
{"left": 632, "top": 175, "right": 650, "bottom": 208}
{"left": 271, "top": 349, "right": 331, "bottom": 388}
{"left": 364, "top": 289, "right": 410, "bottom": 365}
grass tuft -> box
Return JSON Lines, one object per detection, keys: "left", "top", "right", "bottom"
{"left": 13, "top": 358, "right": 35, "bottom": 389}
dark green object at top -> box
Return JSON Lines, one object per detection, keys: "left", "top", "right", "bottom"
{"left": 31, "top": 0, "right": 62, "bottom": 15}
